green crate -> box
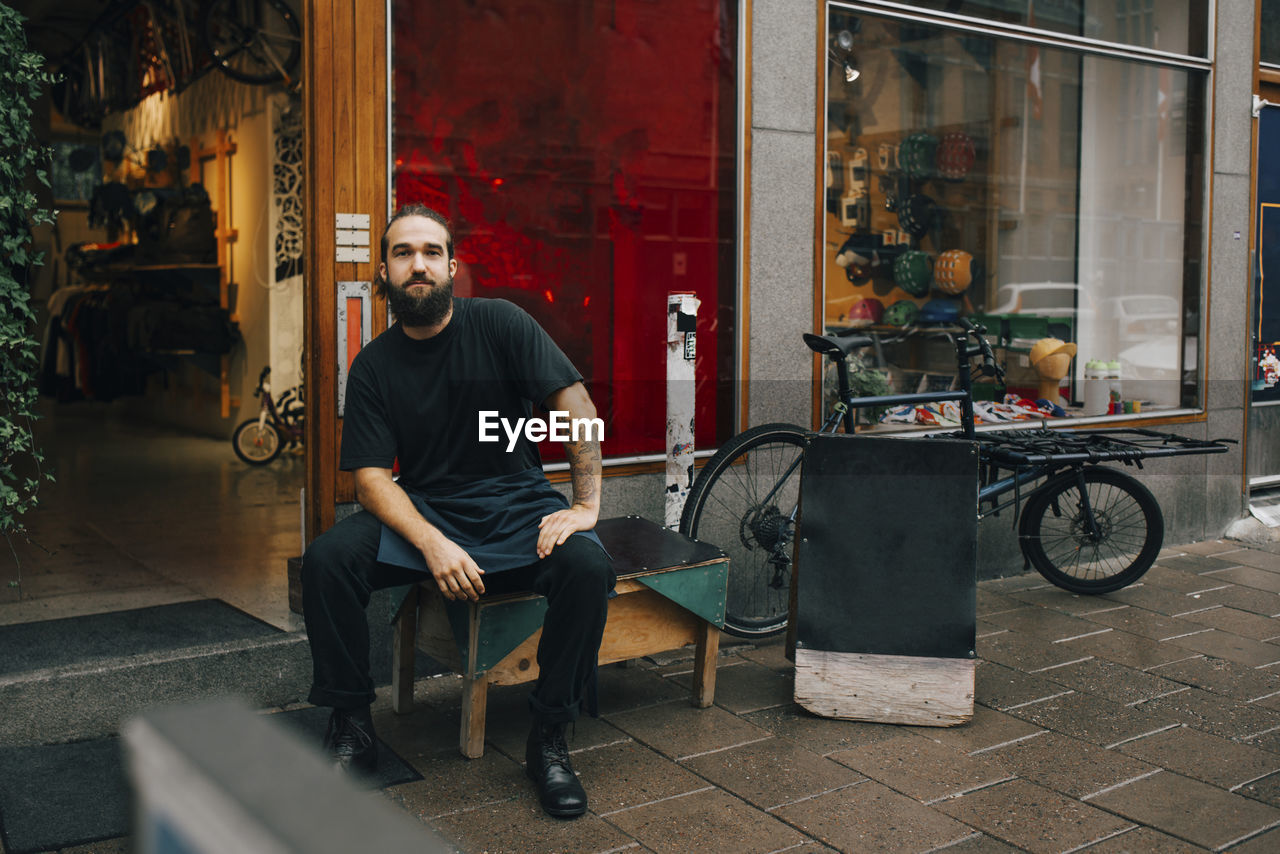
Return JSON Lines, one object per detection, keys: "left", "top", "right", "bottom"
{"left": 1005, "top": 314, "right": 1050, "bottom": 342}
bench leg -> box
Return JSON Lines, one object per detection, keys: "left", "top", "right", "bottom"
{"left": 692, "top": 620, "right": 720, "bottom": 708}
{"left": 391, "top": 587, "right": 418, "bottom": 714}
{"left": 460, "top": 674, "right": 489, "bottom": 759}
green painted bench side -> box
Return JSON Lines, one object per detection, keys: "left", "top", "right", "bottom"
{"left": 442, "top": 559, "right": 727, "bottom": 675}
{"left": 471, "top": 597, "right": 550, "bottom": 673}
{"left": 394, "top": 517, "right": 730, "bottom": 676}
{"left": 636, "top": 562, "right": 728, "bottom": 627}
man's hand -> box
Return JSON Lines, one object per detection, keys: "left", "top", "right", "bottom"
{"left": 537, "top": 503, "right": 599, "bottom": 559}
{"left": 421, "top": 535, "right": 486, "bottom": 601}
{"left": 540, "top": 382, "right": 603, "bottom": 560}
{"left": 355, "top": 466, "right": 486, "bottom": 601}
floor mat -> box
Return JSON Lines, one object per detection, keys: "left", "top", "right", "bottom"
{"left": 0, "top": 707, "right": 422, "bottom": 854}
{"left": 0, "top": 600, "right": 282, "bottom": 678}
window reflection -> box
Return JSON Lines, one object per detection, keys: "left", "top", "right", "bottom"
{"left": 899, "top": 0, "right": 1208, "bottom": 57}
{"left": 823, "top": 6, "right": 1205, "bottom": 418}
{"left": 392, "top": 0, "right": 739, "bottom": 458}
{"left": 1263, "top": 0, "right": 1280, "bottom": 65}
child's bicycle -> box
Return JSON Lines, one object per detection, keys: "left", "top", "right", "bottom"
{"left": 679, "top": 321, "right": 1233, "bottom": 638}
{"left": 232, "top": 366, "right": 304, "bottom": 465}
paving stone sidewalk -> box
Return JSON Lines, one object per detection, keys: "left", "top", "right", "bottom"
{"left": 364, "top": 538, "right": 1280, "bottom": 854}
{"left": 33, "top": 539, "right": 1280, "bottom": 854}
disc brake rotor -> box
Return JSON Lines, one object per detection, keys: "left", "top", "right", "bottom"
{"left": 1071, "top": 508, "right": 1112, "bottom": 544}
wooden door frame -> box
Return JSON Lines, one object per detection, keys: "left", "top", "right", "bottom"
{"left": 303, "top": 0, "right": 389, "bottom": 541}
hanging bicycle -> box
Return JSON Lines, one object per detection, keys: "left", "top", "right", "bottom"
{"left": 55, "top": 0, "right": 301, "bottom": 129}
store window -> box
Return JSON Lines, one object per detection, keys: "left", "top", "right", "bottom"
{"left": 1263, "top": 0, "right": 1280, "bottom": 67}
{"left": 391, "top": 0, "right": 739, "bottom": 461}
{"left": 822, "top": 3, "right": 1206, "bottom": 425}
{"left": 902, "top": 0, "right": 1207, "bottom": 56}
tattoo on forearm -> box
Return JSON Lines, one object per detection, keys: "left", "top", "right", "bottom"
{"left": 566, "top": 439, "right": 602, "bottom": 507}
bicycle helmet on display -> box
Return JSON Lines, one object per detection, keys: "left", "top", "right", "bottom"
{"left": 882, "top": 299, "right": 920, "bottom": 327}
{"left": 834, "top": 234, "right": 892, "bottom": 281}
{"left": 892, "top": 250, "right": 932, "bottom": 297}
{"left": 100, "top": 130, "right": 127, "bottom": 163}
{"left": 67, "top": 146, "right": 98, "bottom": 173}
{"left": 933, "top": 249, "right": 982, "bottom": 295}
{"left": 918, "top": 298, "right": 961, "bottom": 325}
{"left": 146, "top": 146, "right": 169, "bottom": 173}
{"left": 846, "top": 297, "right": 884, "bottom": 327}
{"left": 898, "top": 133, "right": 937, "bottom": 180}
{"left": 897, "top": 192, "right": 936, "bottom": 237}
{"left": 935, "top": 131, "right": 976, "bottom": 180}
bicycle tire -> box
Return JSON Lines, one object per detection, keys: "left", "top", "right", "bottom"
{"left": 1018, "top": 466, "right": 1163, "bottom": 594}
{"left": 199, "top": 0, "right": 302, "bottom": 86}
{"left": 679, "top": 423, "right": 809, "bottom": 637}
{"left": 233, "top": 418, "right": 284, "bottom": 465}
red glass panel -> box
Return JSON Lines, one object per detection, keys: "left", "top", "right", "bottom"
{"left": 391, "top": 0, "right": 738, "bottom": 460}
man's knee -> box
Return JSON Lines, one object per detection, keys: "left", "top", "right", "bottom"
{"left": 541, "top": 536, "right": 614, "bottom": 599}
{"left": 301, "top": 531, "right": 343, "bottom": 587}
{"left": 301, "top": 511, "right": 380, "bottom": 592}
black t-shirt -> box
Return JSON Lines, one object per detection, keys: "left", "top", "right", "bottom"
{"left": 340, "top": 297, "right": 583, "bottom": 493}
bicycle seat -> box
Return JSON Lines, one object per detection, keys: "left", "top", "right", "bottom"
{"left": 803, "top": 331, "right": 874, "bottom": 357}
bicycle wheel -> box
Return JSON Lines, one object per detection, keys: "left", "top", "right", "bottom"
{"left": 679, "top": 423, "right": 808, "bottom": 637}
{"left": 1018, "top": 466, "right": 1163, "bottom": 594}
{"left": 233, "top": 418, "right": 284, "bottom": 465}
{"left": 200, "top": 0, "right": 302, "bottom": 86}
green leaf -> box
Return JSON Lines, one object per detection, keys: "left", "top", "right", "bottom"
{"left": 0, "top": 11, "right": 53, "bottom": 533}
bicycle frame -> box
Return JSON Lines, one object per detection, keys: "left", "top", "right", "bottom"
{"left": 747, "top": 327, "right": 990, "bottom": 532}
{"left": 808, "top": 325, "right": 1149, "bottom": 530}
{"left": 253, "top": 368, "right": 303, "bottom": 444}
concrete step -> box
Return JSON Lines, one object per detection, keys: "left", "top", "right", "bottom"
{"left": 0, "top": 631, "right": 314, "bottom": 746}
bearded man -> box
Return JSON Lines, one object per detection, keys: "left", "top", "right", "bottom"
{"left": 301, "top": 204, "right": 612, "bottom": 818}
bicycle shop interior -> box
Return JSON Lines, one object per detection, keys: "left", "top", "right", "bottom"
{"left": 5, "top": 0, "right": 306, "bottom": 632}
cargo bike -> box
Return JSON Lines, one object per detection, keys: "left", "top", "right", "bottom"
{"left": 679, "top": 321, "right": 1234, "bottom": 637}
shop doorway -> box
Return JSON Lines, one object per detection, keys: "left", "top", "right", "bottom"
{"left": 6, "top": 3, "right": 307, "bottom": 632}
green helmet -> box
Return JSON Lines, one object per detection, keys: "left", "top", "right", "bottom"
{"left": 899, "top": 133, "right": 938, "bottom": 179}
{"left": 882, "top": 299, "right": 921, "bottom": 327}
{"left": 892, "top": 250, "right": 933, "bottom": 297}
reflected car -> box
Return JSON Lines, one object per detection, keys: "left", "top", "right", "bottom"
{"left": 989, "top": 282, "right": 1092, "bottom": 317}
{"left": 1102, "top": 294, "right": 1179, "bottom": 349}
{"left": 988, "top": 282, "right": 1094, "bottom": 343}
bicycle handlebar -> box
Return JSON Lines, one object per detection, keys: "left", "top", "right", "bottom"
{"left": 806, "top": 322, "right": 1004, "bottom": 383}
{"left": 957, "top": 319, "right": 1005, "bottom": 383}
{"left": 254, "top": 365, "right": 271, "bottom": 398}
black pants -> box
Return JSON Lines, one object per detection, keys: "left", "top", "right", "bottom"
{"left": 302, "top": 509, "right": 614, "bottom": 723}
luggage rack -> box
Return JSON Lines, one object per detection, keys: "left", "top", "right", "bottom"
{"left": 961, "top": 428, "right": 1234, "bottom": 467}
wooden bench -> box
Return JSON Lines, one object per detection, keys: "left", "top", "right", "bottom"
{"left": 390, "top": 515, "right": 729, "bottom": 758}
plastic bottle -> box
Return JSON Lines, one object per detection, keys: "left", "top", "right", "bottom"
{"left": 1105, "top": 360, "right": 1122, "bottom": 414}
{"left": 1083, "top": 359, "right": 1109, "bottom": 415}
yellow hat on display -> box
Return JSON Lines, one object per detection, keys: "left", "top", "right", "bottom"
{"left": 1029, "top": 337, "right": 1077, "bottom": 366}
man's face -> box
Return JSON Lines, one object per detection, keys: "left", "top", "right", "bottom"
{"left": 380, "top": 215, "right": 458, "bottom": 327}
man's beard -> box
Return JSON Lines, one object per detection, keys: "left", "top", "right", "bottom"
{"left": 387, "top": 274, "right": 454, "bottom": 327}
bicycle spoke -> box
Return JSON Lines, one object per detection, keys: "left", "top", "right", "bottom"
{"left": 1030, "top": 475, "right": 1157, "bottom": 585}
{"left": 682, "top": 430, "right": 805, "bottom": 635}
{"left": 202, "top": 0, "right": 301, "bottom": 84}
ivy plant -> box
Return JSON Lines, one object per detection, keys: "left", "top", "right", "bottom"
{"left": 0, "top": 2, "right": 55, "bottom": 543}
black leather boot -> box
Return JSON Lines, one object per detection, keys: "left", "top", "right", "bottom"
{"left": 525, "top": 721, "right": 587, "bottom": 818}
{"left": 323, "top": 706, "right": 378, "bottom": 775}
